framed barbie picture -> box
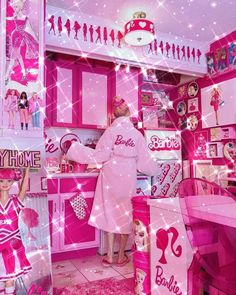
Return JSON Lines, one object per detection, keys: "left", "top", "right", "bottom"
{"left": 201, "top": 79, "right": 236, "bottom": 128}
{"left": 206, "top": 53, "right": 216, "bottom": 75}
{"left": 229, "top": 42, "right": 236, "bottom": 67}
{"left": 215, "top": 47, "right": 227, "bottom": 72}
{"left": 193, "top": 160, "right": 213, "bottom": 182}
{"left": 206, "top": 142, "right": 223, "bottom": 158}
{"left": 194, "top": 131, "right": 208, "bottom": 158}
{"left": 188, "top": 97, "right": 199, "bottom": 113}
{"left": 141, "top": 92, "right": 153, "bottom": 106}
{"left": 187, "top": 81, "right": 199, "bottom": 98}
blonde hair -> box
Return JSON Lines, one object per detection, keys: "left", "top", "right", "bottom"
{"left": 113, "top": 96, "right": 130, "bottom": 118}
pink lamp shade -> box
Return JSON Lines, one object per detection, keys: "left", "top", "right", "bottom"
{"left": 124, "top": 12, "right": 155, "bottom": 46}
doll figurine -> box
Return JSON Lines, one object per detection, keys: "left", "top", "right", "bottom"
{"left": 210, "top": 87, "right": 222, "bottom": 125}
{"left": 29, "top": 92, "right": 42, "bottom": 130}
{"left": 0, "top": 167, "right": 31, "bottom": 295}
{"left": 5, "top": 0, "right": 39, "bottom": 85}
{"left": 4, "top": 89, "right": 20, "bottom": 129}
{"left": 18, "top": 91, "right": 29, "bottom": 130}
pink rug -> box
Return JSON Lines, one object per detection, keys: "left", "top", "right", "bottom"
{"left": 54, "top": 277, "right": 135, "bottom": 295}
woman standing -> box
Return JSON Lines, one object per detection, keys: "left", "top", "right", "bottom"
{"left": 67, "top": 97, "right": 159, "bottom": 266}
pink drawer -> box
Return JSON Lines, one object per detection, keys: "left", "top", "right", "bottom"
{"left": 47, "top": 179, "right": 59, "bottom": 194}
{"left": 60, "top": 177, "right": 98, "bottom": 193}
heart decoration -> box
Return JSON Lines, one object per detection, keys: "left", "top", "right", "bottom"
{"left": 139, "top": 21, "right": 146, "bottom": 28}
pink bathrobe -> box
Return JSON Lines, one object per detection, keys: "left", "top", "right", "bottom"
{"left": 67, "top": 116, "right": 159, "bottom": 234}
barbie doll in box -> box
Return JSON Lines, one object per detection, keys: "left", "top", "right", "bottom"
{"left": 0, "top": 167, "right": 31, "bottom": 295}
{"left": 5, "top": 0, "right": 39, "bottom": 85}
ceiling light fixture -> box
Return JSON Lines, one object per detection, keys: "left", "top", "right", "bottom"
{"left": 124, "top": 11, "right": 155, "bottom": 46}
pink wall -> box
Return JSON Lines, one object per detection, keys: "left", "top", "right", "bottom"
{"left": 169, "top": 32, "right": 236, "bottom": 173}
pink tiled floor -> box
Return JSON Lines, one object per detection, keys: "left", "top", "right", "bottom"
{"left": 52, "top": 254, "right": 135, "bottom": 294}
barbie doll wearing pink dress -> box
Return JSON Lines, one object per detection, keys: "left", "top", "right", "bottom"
{"left": 4, "top": 89, "right": 20, "bottom": 129}
{"left": 67, "top": 97, "right": 159, "bottom": 267}
{"left": 0, "top": 167, "right": 31, "bottom": 295}
{"left": 210, "top": 87, "right": 222, "bottom": 125}
{"left": 6, "top": 0, "right": 39, "bottom": 85}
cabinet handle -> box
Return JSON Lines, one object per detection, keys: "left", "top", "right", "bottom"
{"left": 61, "top": 202, "right": 64, "bottom": 213}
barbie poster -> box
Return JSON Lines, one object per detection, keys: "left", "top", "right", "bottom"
{"left": 0, "top": 146, "right": 52, "bottom": 295}
{"left": 3, "top": 0, "right": 44, "bottom": 136}
{"left": 201, "top": 78, "right": 236, "bottom": 128}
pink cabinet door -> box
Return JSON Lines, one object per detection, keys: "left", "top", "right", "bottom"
{"left": 60, "top": 192, "right": 99, "bottom": 251}
{"left": 78, "top": 65, "right": 115, "bottom": 129}
{"left": 49, "top": 61, "right": 79, "bottom": 127}
{"left": 48, "top": 194, "right": 61, "bottom": 253}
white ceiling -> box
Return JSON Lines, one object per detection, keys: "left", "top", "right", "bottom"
{"left": 47, "top": 0, "right": 236, "bottom": 43}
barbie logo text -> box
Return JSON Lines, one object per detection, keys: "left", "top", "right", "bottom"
{"left": 114, "top": 135, "right": 135, "bottom": 147}
{"left": 155, "top": 265, "right": 182, "bottom": 295}
{"left": 148, "top": 136, "right": 180, "bottom": 151}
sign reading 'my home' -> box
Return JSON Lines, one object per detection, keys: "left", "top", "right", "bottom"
{"left": 0, "top": 149, "right": 41, "bottom": 168}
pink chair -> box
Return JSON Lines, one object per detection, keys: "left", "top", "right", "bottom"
{"left": 179, "top": 178, "right": 236, "bottom": 295}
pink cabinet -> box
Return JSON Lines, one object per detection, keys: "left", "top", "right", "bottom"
{"left": 47, "top": 176, "right": 99, "bottom": 255}
{"left": 46, "top": 60, "right": 115, "bottom": 129}
{"left": 45, "top": 60, "right": 79, "bottom": 127}
{"left": 78, "top": 65, "right": 115, "bottom": 129}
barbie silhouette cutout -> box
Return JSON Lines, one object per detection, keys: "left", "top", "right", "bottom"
{"left": 172, "top": 43, "right": 176, "bottom": 59}
{"left": 5, "top": 88, "right": 19, "bottom": 129}
{"left": 64, "top": 19, "right": 71, "bottom": 37}
{"left": 103, "top": 27, "right": 108, "bottom": 45}
{"left": 229, "top": 43, "right": 236, "bottom": 66}
{"left": 73, "top": 21, "right": 81, "bottom": 40}
{"left": 89, "top": 24, "right": 94, "bottom": 42}
{"left": 176, "top": 45, "right": 180, "bottom": 60}
{"left": 156, "top": 227, "right": 182, "bottom": 264}
{"left": 48, "top": 15, "right": 55, "bottom": 35}
{"left": 6, "top": 0, "right": 39, "bottom": 85}
{"left": 95, "top": 26, "right": 102, "bottom": 43}
{"left": 133, "top": 220, "right": 149, "bottom": 252}
{"left": 187, "top": 46, "right": 190, "bottom": 61}
{"left": 159, "top": 40, "right": 164, "bottom": 54}
{"left": 83, "top": 23, "right": 87, "bottom": 41}
{"left": 57, "top": 16, "right": 62, "bottom": 36}
{"left": 154, "top": 39, "right": 158, "bottom": 55}
{"left": 181, "top": 46, "right": 186, "bottom": 61}
{"left": 148, "top": 42, "right": 153, "bottom": 54}
{"left": 135, "top": 268, "right": 147, "bottom": 295}
{"left": 109, "top": 29, "right": 115, "bottom": 46}
{"left": 197, "top": 48, "right": 201, "bottom": 63}
{"left": 210, "top": 87, "right": 223, "bottom": 125}
{"left": 191, "top": 47, "right": 196, "bottom": 62}
{"left": 117, "top": 30, "right": 123, "bottom": 48}
{"left": 165, "top": 42, "right": 170, "bottom": 57}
